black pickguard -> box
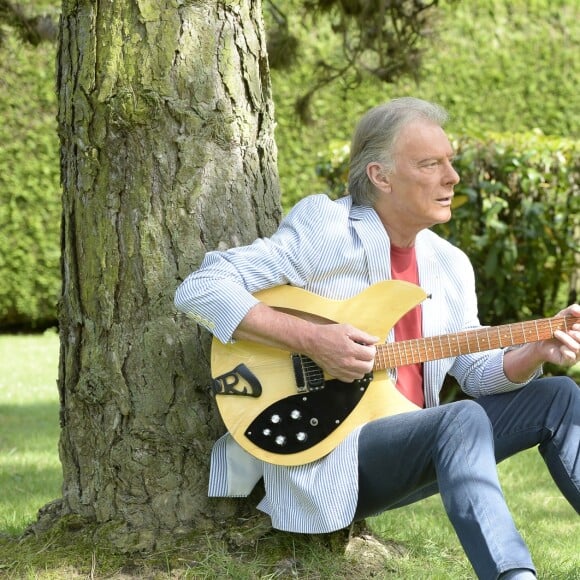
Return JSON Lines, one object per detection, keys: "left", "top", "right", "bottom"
{"left": 244, "top": 375, "right": 372, "bottom": 456}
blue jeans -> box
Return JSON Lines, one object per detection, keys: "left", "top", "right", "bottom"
{"left": 355, "top": 376, "right": 579, "bottom": 579}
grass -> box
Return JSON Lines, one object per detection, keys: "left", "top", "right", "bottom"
{"left": 0, "top": 331, "right": 61, "bottom": 536}
{"left": 0, "top": 334, "right": 578, "bottom": 578}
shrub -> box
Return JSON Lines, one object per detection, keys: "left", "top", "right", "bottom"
{"left": 0, "top": 33, "right": 60, "bottom": 331}
{"left": 2, "top": 0, "right": 579, "bottom": 329}
{"left": 315, "top": 131, "right": 580, "bottom": 326}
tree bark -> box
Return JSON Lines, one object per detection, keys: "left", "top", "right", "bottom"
{"left": 54, "top": 0, "right": 280, "bottom": 551}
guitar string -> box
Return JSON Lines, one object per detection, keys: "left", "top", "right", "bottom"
{"left": 291, "top": 316, "right": 575, "bottom": 380}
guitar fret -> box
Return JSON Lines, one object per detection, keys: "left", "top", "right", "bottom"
{"left": 425, "top": 338, "right": 431, "bottom": 362}
{"left": 392, "top": 345, "right": 399, "bottom": 367}
{"left": 515, "top": 323, "right": 523, "bottom": 342}
{"left": 389, "top": 343, "right": 396, "bottom": 367}
{"left": 388, "top": 344, "right": 394, "bottom": 366}
{"left": 372, "top": 314, "right": 577, "bottom": 374}
{"left": 406, "top": 341, "right": 413, "bottom": 365}
{"left": 381, "top": 344, "right": 389, "bottom": 368}
{"left": 377, "top": 345, "right": 385, "bottom": 368}
{"left": 438, "top": 335, "right": 445, "bottom": 359}
{"left": 480, "top": 330, "right": 490, "bottom": 350}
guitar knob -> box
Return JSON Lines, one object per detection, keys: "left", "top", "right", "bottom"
{"left": 290, "top": 409, "right": 301, "bottom": 420}
{"left": 275, "top": 435, "right": 287, "bottom": 446}
{"left": 270, "top": 414, "right": 281, "bottom": 424}
{"left": 262, "top": 428, "right": 272, "bottom": 436}
{"left": 296, "top": 432, "right": 307, "bottom": 442}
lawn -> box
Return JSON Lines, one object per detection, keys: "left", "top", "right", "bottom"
{"left": 0, "top": 333, "right": 578, "bottom": 578}
{"left": 0, "top": 331, "right": 61, "bottom": 536}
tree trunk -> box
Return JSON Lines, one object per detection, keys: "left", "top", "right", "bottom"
{"left": 53, "top": 0, "right": 280, "bottom": 551}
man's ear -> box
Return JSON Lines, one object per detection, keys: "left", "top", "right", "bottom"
{"left": 366, "top": 162, "right": 391, "bottom": 192}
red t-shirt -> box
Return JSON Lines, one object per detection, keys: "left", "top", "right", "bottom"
{"left": 390, "top": 245, "right": 425, "bottom": 408}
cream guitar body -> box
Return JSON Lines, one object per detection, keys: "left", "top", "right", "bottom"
{"left": 211, "top": 280, "right": 425, "bottom": 466}
{"left": 210, "top": 280, "right": 578, "bottom": 467}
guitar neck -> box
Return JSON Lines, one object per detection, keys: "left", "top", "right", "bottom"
{"left": 374, "top": 315, "right": 578, "bottom": 370}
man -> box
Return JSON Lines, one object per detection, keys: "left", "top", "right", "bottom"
{"left": 175, "top": 97, "right": 580, "bottom": 579}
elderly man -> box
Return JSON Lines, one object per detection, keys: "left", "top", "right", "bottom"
{"left": 175, "top": 97, "right": 580, "bottom": 580}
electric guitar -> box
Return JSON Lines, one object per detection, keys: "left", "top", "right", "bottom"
{"left": 210, "top": 280, "right": 577, "bottom": 466}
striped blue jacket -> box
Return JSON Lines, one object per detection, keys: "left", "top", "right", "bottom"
{"left": 174, "top": 194, "right": 535, "bottom": 533}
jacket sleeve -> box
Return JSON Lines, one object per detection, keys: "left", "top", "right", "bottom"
{"left": 447, "top": 251, "right": 542, "bottom": 396}
{"left": 174, "top": 195, "right": 327, "bottom": 343}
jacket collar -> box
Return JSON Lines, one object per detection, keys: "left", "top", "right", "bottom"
{"left": 345, "top": 198, "right": 441, "bottom": 337}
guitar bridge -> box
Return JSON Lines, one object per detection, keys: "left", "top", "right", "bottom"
{"left": 291, "top": 354, "right": 325, "bottom": 392}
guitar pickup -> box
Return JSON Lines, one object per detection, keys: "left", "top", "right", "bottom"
{"left": 291, "top": 354, "right": 325, "bottom": 392}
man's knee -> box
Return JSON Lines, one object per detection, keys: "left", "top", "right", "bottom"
{"left": 442, "top": 399, "right": 493, "bottom": 439}
{"left": 557, "top": 375, "right": 580, "bottom": 398}
{"left": 532, "top": 375, "right": 579, "bottom": 409}
{"left": 452, "top": 398, "right": 491, "bottom": 421}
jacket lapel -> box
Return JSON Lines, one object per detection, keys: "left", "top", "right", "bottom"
{"left": 416, "top": 232, "right": 446, "bottom": 405}
{"left": 349, "top": 204, "right": 392, "bottom": 284}
{"left": 349, "top": 203, "right": 446, "bottom": 404}
{"left": 416, "top": 232, "right": 442, "bottom": 340}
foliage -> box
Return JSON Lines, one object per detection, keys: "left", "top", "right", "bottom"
{"left": 0, "top": 0, "right": 57, "bottom": 45}
{"left": 266, "top": 0, "right": 455, "bottom": 123}
{"left": 315, "top": 131, "right": 580, "bottom": 328}
{"left": 427, "top": 0, "right": 580, "bottom": 139}
{"left": 271, "top": 0, "right": 580, "bottom": 210}
{"left": 441, "top": 132, "right": 580, "bottom": 324}
{"left": 1, "top": 0, "right": 579, "bottom": 329}
{"left": 0, "top": 32, "right": 60, "bottom": 330}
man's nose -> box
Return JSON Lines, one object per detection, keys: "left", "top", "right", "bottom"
{"left": 445, "top": 160, "right": 460, "bottom": 184}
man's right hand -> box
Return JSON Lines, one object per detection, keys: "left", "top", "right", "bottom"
{"left": 233, "top": 302, "right": 379, "bottom": 383}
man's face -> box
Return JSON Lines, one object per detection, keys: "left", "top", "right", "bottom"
{"left": 378, "top": 119, "right": 460, "bottom": 235}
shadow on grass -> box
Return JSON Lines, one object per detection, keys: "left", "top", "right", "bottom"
{"left": 0, "top": 401, "right": 60, "bottom": 447}
{"left": 0, "top": 400, "right": 62, "bottom": 537}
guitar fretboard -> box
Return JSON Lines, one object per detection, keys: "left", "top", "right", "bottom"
{"left": 374, "top": 315, "right": 577, "bottom": 370}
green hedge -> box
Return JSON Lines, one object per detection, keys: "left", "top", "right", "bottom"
{"left": 271, "top": 0, "right": 580, "bottom": 209}
{"left": 1, "top": 0, "right": 579, "bottom": 329}
{"left": 316, "top": 131, "right": 580, "bottom": 325}
{"left": 442, "top": 132, "right": 579, "bottom": 325}
{"left": 0, "top": 32, "right": 60, "bottom": 331}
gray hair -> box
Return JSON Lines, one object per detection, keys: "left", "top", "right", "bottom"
{"left": 347, "top": 97, "right": 449, "bottom": 206}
